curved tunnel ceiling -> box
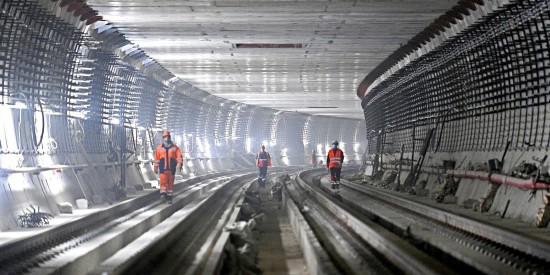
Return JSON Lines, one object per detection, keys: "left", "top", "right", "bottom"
{"left": 85, "top": 0, "right": 457, "bottom": 119}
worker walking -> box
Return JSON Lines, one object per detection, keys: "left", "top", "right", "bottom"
{"left": 327, "top": 140, "right": 344, "bottom": 189}
{"left": 311, "top": 149, "right": 317, "bottom": 167}
{"left": 256, "top": 144, "right": 272, "bottom": 187}
{"left": 154, "top": 130, "right": 183, "bottom": 203}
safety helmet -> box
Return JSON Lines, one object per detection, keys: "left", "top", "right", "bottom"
{"left": 162, "top": 130, "right": 171, "bottom": 137}
{"left": 332, "top": 140, "right": 339, "bottom": 146}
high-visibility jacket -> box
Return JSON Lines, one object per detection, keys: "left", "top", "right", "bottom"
{"left": 256, "top": 151, "right": 272, "bottom": 168}
{"left": 154, "top": 143, "right": 183, "bottom": 174}
{"left": 327, "top": 148, "right": 344, "bottom": 168}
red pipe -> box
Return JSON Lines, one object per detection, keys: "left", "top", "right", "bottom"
{"left": 446, "top": 170, "right": 489, "bottom": 181}
{"left": 447, "top": 170, "right": 550, "bottom": 190}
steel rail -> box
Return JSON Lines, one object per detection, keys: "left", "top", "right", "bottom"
{"left": 342, "top": 178, "right": 550, "bottom": 263}
{"left": 189, "top": 168, "right": 306, "bottom": 274}
{"left": 197, "top": 180, "right": 253, "bottom": 275}
{"left": 0, "top": 169, "right": 256, "bottom": 274}
{"left": 287, "top": 170, "right": 396, "bottom": 274}
{"left": 92, "top": 173, "right": 259, "bottom": 274}
{"left": 88, "top": 167, "right": 293, "bottom": 274}
{"left": 295, "top": 169, "right": 453, "bottom": 275}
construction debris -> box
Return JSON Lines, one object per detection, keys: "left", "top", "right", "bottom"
{"left": 18, "top": 205, "right": 54, "bottom": 228}
{"left": 57, "top": 202, "right": 73, "bottom": 214}
{"left": 345, "top": 172, "right": 365, "bottom": 182}
{"left": 510, "top": 162, "right": 538, "bottom": 179}
{"left": 510, "top": 161, "right": 550, "bottom": 183}
{"left": 368, "top": 170, "right": 397, "bottom": 189}
{"left": 477, "top": 184, "right": 500, "bottom": 213}
{"left": 276, "top": 173, "right": 291, "bottom": 183}
{"left": 343, "top": 164, "right": 373, "bottom": 184}
{"left": 224, "top": 221, "right": 261, "bottom": 274}
{"left": 408, "top": 180, "right": 428, "bottom": 196}
{"left": 443, "top": 195, "right": 458, "bottom": 204}
{"left": 535, "top": 193, "right": 550, "bottom": 228}
{"left": 462, "top": 199, "right": 478, "bottom": 209}
{"left": 432, "top": 175, "right": 459, "bottom": 203}
{"left": 244, "top": 191, "right": 261, "bottom": 207}
{"left": 270, "top": 183, "right": 283, "bottom": 202}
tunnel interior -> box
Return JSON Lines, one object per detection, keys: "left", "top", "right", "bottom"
{"left": 0, "top": 0, "right": 549, "bottom": 245}
{"left": 0, "top": 0, "right": 366, "bottom": 231}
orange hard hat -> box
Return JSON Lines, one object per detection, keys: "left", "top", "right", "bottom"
{"left": 162, "top": 130, "right": 171, "bottom": 137}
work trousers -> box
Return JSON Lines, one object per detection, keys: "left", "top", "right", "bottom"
{"left": 329, "top": 168, "right": 341, "bottom": 182}
{"left": 159, "top": 171, "right": 175, "bottom": 197}
{"left": 258, "top": 166, "right": 268, "bottom": 179}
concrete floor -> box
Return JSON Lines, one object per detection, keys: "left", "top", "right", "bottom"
{"left": 255, "top": 184, "right": 309, "bottom": 275}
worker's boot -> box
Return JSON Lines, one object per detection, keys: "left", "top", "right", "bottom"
{"left": 336, "top": 181, "right": 340, "bottom": 189}
{"left": 330, "top": 181, "right": 335, "bottom": 189}
{"left": 167, "top": 195, "right": 173, "bottom": 204}
{"left": 160, "top": 193, "right": 166, "bottom": 203}
{"left": 262, "top": 177, "right": 267, "bottom": 187}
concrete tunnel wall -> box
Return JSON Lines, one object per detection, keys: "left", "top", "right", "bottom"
{"left": 361, "top": 0, "right": 550, "bottom": 226}
{"left": 0, "top": 0, "right": 366, "bottom": 231}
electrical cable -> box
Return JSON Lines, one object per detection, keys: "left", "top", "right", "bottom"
{"left": 46, "top": 114, "right": 57, "bottom": 153}
{"left": 30, "top": 97, "right": 45, "bottom": 148}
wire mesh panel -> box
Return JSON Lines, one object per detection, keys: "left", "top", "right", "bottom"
{"left": 362, "top": 1, "right": 550, "bottom": 155}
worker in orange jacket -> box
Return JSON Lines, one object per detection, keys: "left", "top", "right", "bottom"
{"left": 154, "top": 130, "right": 183, "bottom": 203}
{"left": 326, "top": 140, "right": 344, "bottom": 189}
{"left": 256, "top": 144, "right": 272, "bottom": 187}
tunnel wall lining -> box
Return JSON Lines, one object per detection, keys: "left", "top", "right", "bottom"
{"left": 0, "top": 0, "right": 366, "bottom": 231}
{"left": 361, "top": 1, "right": 550, "bottom": 226}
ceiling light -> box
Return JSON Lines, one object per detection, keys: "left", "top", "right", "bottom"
{"left": 234, "top": 43, "right": 304, "bottom": 48}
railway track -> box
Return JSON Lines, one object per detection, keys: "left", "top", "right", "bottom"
{"left": 288, "top": 168, "right": 454, "bottom": 274}
{"left": 92, "top": 167, "right": 301, "bottom": 275}
{"left": 4, "top": 167, "right": 548, "bottom": 274}
{"left": 293, "top": 169, "right": 550, "bottom": 274}
{"left": 0, "top": 169, "right": 263, "bottom": 275}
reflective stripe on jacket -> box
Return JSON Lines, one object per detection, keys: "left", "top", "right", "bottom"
{"left": 154, "top": 143, "right": 183, "bottom": 174}
{"left": 256, "top": 151, "right": 272, "bottom": 167}
{"left": 327, "top": 148, "right": 344, "bottom": 168}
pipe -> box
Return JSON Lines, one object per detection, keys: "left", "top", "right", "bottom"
{"left": 1, "top": 156, "right": 246, "bottom": 175}
{"left": 380, "top": 164, "right": 550, "bottom": 190}
{"left": 2, "top": 160, "right": 154, "bottom": 174}
{"left": 382, "top": 164, "right": 445, "bottom": 175}
{"left": 446, "top": 170, "right": 550, "bottom": 190}
{"left": 446, "top": 170, "right": 489, "bottom": 180}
